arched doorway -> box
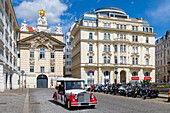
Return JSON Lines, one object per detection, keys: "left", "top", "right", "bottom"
{"left": 120, "top": 71, "right": 126, "bottom": 83}
{"left": 104, "top": 71, "right": 110, "bottom": 85}
{"left": 37, "top": 75, "right": 48, "bottom": 88}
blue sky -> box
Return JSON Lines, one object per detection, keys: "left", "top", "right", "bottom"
{"left": 12, "top": 0, "right": 170, "bottom": 39}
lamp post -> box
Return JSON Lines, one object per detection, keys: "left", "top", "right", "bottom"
{"left": 115, "top": 66, "right": 118, "bottom": 84}
{"left": 157, "top": 69, "right": 160, "bottom": 83}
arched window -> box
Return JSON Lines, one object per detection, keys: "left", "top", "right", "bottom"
{"left": 146, "top": 37, "right": 149, "bottom": 43}
{"left": 89, "top": 44, "right": 93, "bottom": 51}
{"left": 108, "top": 34, "right": 110, "bottom": 40}
{"left": 144, "top": 72, "right": 150, "bottom": 77}
{"left": 132, "top": 72, "right": 138, "bottom": 76}
{"left": 89, "top": 33, "right": 93, "bottom": 39}
{"left": 104, "top": 33, "right": 107, "bottom": 39}
{"left": 136, "top": 58, "right": 138, "bottom": 64}
{"left": 89, "top": 56, "right": 93, "bottom": 63}
{"left": 104, "top": 56, "right": 107, "bottom": 63}
{"left": 108, "top": 45, "right": 110, "bottom": 52}
{"left": 108, "top": 57, "right": 110, "bottom": 63}
{"left": 120, "top": 45, "right": 123, "bottom": 52}
{"left": 136, "top": 36, "right": 138, "bottom": 42}
{"left": 115, "top": 45, "right": 117, "bottom": 52}
{"left": 104, "top": 71, "right": 110, "bottom": 85}
{"left": 135, "top": 47, "right": 138, "bottom": 53}
{"left": 104, "top": 45, "right": 107, "bottom": 51}
{"left": 114, "top": 56, "right": 117, "bottom": 64}
{"left": 87, "top": 71, "right": 94, "bottom": 86}
{"left": 124, "top": 45, "right": 126, "bottom": 52}
{"left": 146, "top": 58, "right": 149, "bottom": 65}
{"left": 132, "top": 47, "right": 135, "bottom": 53}
{"left": 132, "top": 58, "right": 134, "bottom": 64}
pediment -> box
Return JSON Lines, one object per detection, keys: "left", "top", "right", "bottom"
{"left": 18, "top": 31, "right": 65, "bottom": 50}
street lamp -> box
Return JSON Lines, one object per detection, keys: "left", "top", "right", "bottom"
{"left": 157, "top": 68, "right": 160, "bottom": 83}
{"left": 114, "top": 66, "right": 118, "bottom": 84}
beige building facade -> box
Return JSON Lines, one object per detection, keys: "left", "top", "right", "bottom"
{"left": 18, "top": 10, "right": 65, "bottom": 88}
{"left": 155, "top": 30, "right": 170, "bottom": 83}
{"left": 71, "top": 7, "right": 156, "bottom": 86}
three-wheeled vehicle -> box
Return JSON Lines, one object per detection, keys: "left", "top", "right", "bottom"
{"left": 53, "top": 78, "right": 98, "bottom": 109}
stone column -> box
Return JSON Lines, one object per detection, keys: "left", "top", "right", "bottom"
{"left": 0, "top": 64, "right": 4, "bottom": 92}
{"left": 7, "top": 72, "right": 10, "bottom": 90}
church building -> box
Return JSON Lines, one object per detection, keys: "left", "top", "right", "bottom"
{"left": 18, "top": 9, "right": 65, "bottom": 88}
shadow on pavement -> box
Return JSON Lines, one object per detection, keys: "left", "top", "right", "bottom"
{"left": 48, "top": 100, "right": 96, "bottom": 111}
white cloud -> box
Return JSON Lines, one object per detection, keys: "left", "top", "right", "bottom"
{"left": 131, "top": 1, "right": 134, "bottom": 4}
{"left": 97, "top": 0, "right": 101, "bottom": 3}
{"left": 147, "top": 0, "right": 170, "bottom": 25}
{"left": 15, "top": 0, "right": 68, "bottom": 25}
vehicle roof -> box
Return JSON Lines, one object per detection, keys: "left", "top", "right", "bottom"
{"left": 54, "top": 77, "right": 85, "bottom": 82}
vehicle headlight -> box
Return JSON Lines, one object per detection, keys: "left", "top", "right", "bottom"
{"left": 91, "top": 94, "right": 94, "bottom": 99}
{"left": 74, "top": 94, "right": 78, "bottom": 100}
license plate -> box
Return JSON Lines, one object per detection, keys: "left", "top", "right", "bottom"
{"left": 81, "top": 103, "right": 89, "bottom": 105}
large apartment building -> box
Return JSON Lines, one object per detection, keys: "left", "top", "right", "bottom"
{"left": 18, "top": 10, "right": 65, "bottom": 88}
{"left": 71, "top": 7, "right": 156, "bottom": 86}
{"left": 0, "top": 0, "right": 19, "bottom": 92}
{"left": 155, "top": 30, "right": 170, "bottom": 83}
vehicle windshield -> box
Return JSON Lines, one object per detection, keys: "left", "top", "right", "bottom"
{"left": 65, "top": 81, "right": 85, "bottom": 90}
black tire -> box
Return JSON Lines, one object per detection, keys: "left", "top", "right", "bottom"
{"left": 143, "top": 96, "right": 146, "bottom": 100}
{"left": 90, "top": 105, "right": 95, "bottom": 109}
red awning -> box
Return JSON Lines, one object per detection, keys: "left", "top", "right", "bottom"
{"left": 131, "top": 77, "right": 139, "bottom": 80}
{"left": 144, "top": 77, "right": 151, "bottom": 80}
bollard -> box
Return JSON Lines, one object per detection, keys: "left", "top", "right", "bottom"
{"left": 168, "top": 90, "right": 170, "bottom": 102}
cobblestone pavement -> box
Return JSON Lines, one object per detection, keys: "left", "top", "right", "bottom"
{"left": 29, "top": 88, "right": 170, "bottom": 113}
{"left": 0, "top": 88, "right": 27, "bottom": 113}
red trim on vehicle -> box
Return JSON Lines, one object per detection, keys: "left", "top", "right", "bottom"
{"left": 69, "top": 95, "right": 78, "bottom": 105}
{"left": 54, "top": 92, "right": 57, "bottom": 100}
{"left": 131, "top": 77, "right": 139, "bottom": 80}
{"left": 90, "top": 94, "right": 97, "bottom": 104}
{"left": 144, "top": 77, "right": 151, "bottom": 80}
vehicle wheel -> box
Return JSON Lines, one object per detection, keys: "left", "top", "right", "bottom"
{"left": 90, "top": 105, "right": 95, "bottom": 109}
{"left": 114, "top": 92, "right": 116, "bottom": 95}
{"left": 143, "top": 96, "right": 146, "bottom": 100}
{"left": 67, "top": 100, "right": 71, "bottom": 109}
{"left": 133, "top": 95, "right": 136, "bottom": 98}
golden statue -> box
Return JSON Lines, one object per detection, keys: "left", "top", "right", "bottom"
{"left": 39, "top": 9, "right": 46, "bottom": 18}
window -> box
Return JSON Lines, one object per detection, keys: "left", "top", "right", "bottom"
{"left": 115, "top": 45, "right": 117, "bottom": 52}
{"left": 132, "top": 72, "right": 138, "bottom": 76}
{"left": 51, "top": 52, "right": 55, "bottom": 58}
{"left": 89, "top": 33, "right": 93, "bottom": 39}
{"left": 124, "top": 57, "right": 126, "bottom": 64}
{"left": 104, "top": 23, "right": 107, "bottom": 27}
{"left": 144, "top": 72, "right": 150, "bottom": 77}
{"left": 51, "top": 67, "right": 54, "bottom": 72}
{"left": 146, "top": 59, "right": 149, "bottom": 65}
{"left": 40, "top": 67, "right": 45, "bottom": 73}
{"left": 108, "top": 45, "right": 110, "bottom": 52}
{"left": 120, "top": 56, "right": 123, "bottom": 64}
{"left": 108, "top": 23, "right": 111, "bottom": 28}
{"left": 40, "top": 48, "right": 45, "bottom": 58}
{"left": 104, "top": 56, "right": 107, "bottom": 63}
{"left": 89, "top": 44, "right": 93, "bottom": 51}
{"left": 135, "top": 47, "right": 138, "bottom": 53}
{"left": 136, "top": 26, "right": 138, "bottom": 31}
{"left": 146, "top": 48, "right": 149, "bottom": 54}
{"left": 136, "top": 58, "right": 138, "bottom": 64}
{"left": 132, "top": 26, "right": 134, "bottom": 30}
{"left": 120, "top": 25, "right": 123, "bottom": 29}
{"left": 120, "top": 34, "right": 123, "bottom": 39}
{"left": 136, "top": 36, "right": 138, "bottom": 42}
{"left": 17, "top": 54, "right": 20, "bottom": 58}
{"left": 104, "top": 33, "right": 107, "bottom": 39}
{"left": 115, "top": 56, "right": 117, "bottom": 64}
{"left": 104, "top": 45, "right": 107, "bottom": 51}
{"left": 132, "top": 58, "right": 134, "bottom": 64}
{"left": 120, "top": 45, "right": 123, "bottom": 52}
{"left": 117, "top": 24, "right": 119, "bottom": 29}
{"left": 30, "top": 66, "right": 34, "bottom": 72}
{"left": 108, "top": 57, "right": 110, "bottom": 63}
{"left": 69, "top": 55, "right": 71, "bottom": 58}
{"left": 146, "top": 37, "right": 149, "bottom": 43}
{"left": 132, "top": 47, "right": 135, "bottom": 53}
{"left": 69, "top": 61, "right": 71, "bottom": 65}
{"left": 124, "top": 25, "right": 126, "bottom": 29}
{"left": 124, "top": 45, "right": 126, "bottom": 52}
{"left": 89, "top": 56, "right": 93, "bottom": 63}
{"left": 132, "top": 36, "right": 134, "bottom": 42}
{"left": 108, "top": 33, "right": 110, "bottom": 40}
{"left": 124, "top": 35, "right": 126, "bottom": 39}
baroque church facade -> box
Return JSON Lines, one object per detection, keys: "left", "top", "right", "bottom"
{"left": 18, "top": 10, "right": 65, "bottom": 88}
